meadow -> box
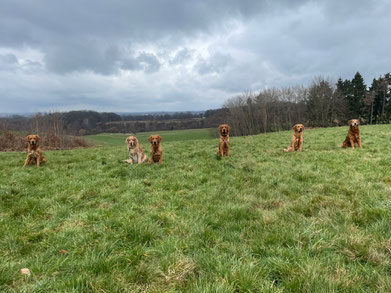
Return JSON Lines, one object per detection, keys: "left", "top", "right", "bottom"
{"left": 1, "top": 125, "right": 391, "bottom": 292}
{"left": 85, "top": 128, "right": 213, "bottom": 146}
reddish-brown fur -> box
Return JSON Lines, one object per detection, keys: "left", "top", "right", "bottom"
{"left": 284, "top": 124, "right": 304, "bottom": 152}
{"left": 216, "top": 124, "right": 231, "bottom": 157}
{"left": 341, "top": 119, "right": 362, "bottom": 149}
{"left": 124, "top": 136, "right": 146, "bottom": 164}
{"left": 23, "top": 134, "right": 46, "bottom": 167}
{"left": 148, "top": 135, "right": 162, "bottom": 164}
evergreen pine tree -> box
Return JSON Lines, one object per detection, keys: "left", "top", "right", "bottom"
{"left": 350, "top": 72, "right": 366, "bottom": 118}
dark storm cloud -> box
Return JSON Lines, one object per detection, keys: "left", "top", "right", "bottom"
{"left": 0, "top": 0, "right": 390, "bottom": 113}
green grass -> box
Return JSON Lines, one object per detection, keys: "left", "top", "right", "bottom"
{"left": 85, "top": 128, "right": 213, "bottom": 146}
{"left": 1, "top": 124, "right": 391, "bottom": 292}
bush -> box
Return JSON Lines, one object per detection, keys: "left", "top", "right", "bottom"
{"left": 0, "top": 131, "right": 89, "bottom": 152}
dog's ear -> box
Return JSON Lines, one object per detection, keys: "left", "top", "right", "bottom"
{"left": 348, "top": 120, "right": 352, "bottom": 126}
{"left": 148, "top": 136, "right": 153, "bottom": 143}
{"left": 25, "top": 135, "right": 30, "bottom": 142}
{"left": 134, "top": 137, "right": 138, "bottom": 144}
{"left": 356, "top": 120, "right": 360, "bottom": 125}
{"left": 157, "top": 135, "right": 162, "bottom": 142}
{"left": 228, "top": 125, "right": 231, "bottom": 131}
{"left": 125, "top": 137, "right": 129, "bottom": 144}
{"left": 292, "top": 124, "right": 298, "bottom": 131}
{"left": 218, "top": 125, "right": 222, "bottom": 133}
{"left": 35, "top": 135, "right": 40, "bottom": 142}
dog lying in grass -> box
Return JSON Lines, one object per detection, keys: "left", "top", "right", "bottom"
{"left": 23, "top": 134, "right": 46, "bottom": 167}
{"left": 124, "top": 136, "right": 146, "bottom": 164}
{"left": 216, "top": 124, "right": 231, "bottom": 157}
{"left": 284, "top": 124, "right": 304, "bottom": 152}
{"left": 148, "top": 135, "right": 162, "bottom": 164}
{"left": 342, "top": 119, "right": 362, "bottom": 149}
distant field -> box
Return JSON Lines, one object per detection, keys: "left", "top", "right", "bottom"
{"left": 1, "top": 125, "right": 391, "bottom": 292}
{"left": 85, "top": 128, "right": 214, "bottom": 146}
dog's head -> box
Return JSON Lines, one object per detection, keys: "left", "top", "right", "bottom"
{"left": 293, "top": 124, "right": 304, "bottom": 133}
{"left": 218, "top": 124, "right": 231, "bottom": 136}
{"left": 126, "top": 136, "right": 138, "bottom": 148}
{"left": 25, "top": 134, "right": 40, "bottom": 147}
{"left": 348, "top": 119, "right": 360, "bottom": 128}
{"left": 148, "top": 135, "right": 162, "bottom": 146}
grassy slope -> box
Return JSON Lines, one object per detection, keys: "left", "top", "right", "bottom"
{"left": 1, "top": 125, "right": 391, "bottom": 292}
{"left": 85, "top": 128, "right": 213, "bottom": 146}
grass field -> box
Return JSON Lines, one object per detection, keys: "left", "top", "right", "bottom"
{"left": 1, "top": 125, "right": 391, "bottom": 292}
{"left": 85, "top": 128, "right": 213, "bottom": 146}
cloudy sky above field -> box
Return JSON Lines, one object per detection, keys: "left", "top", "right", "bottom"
{"left": 0, "top": 0, "right": 390, "bottom": 113}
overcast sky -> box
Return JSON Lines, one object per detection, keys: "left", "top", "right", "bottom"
{"left": 0, "top": 0, "right": 390, "bottom": 113}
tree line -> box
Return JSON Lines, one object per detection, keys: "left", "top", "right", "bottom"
{"left": 1, "top": 72, "right": 389, "bottom": 140}
{"left": 0, "top": 111, "right": 207, "bottom": 136}
{"left": 209, "top": 72, "right": 390, "bottom": 136}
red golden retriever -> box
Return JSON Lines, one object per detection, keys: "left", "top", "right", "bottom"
{"left": 148, "top": 135, "right": 162, "bottom": 164}
{"left": 23, "top": 134, "right": 46, "bottom": 167}
{"left": 216, "top": 124, "right": 231, "bottom": 157}
{"left": 342, "top": 119, "right": 362, "bottom": 149}
{"left": 284, "top": 124, "right": 304, "bottom": 152}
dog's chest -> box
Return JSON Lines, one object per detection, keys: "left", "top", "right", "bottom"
{"left": 29, "top": 150, "right": 37, "bottom": 158}
{"left": 294, "top": 137, "right": 301, "bottom": 149}
{"left": 129, "top": 150, "right": 139, "bottom": 162}
{"left": 221, "top": 137, "right": 229, "bottom": 147}
{"left": 152, "top": 153, "right": 161, "bottom": 161}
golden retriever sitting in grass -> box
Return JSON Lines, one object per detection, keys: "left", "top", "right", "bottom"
{"left": 342, "top": 119, "right": 362, "bottom": 149}
{"left": 23, "top": 134, "right": 46, "bottom": 167}
{"left": 124, "top": 136, "right": 146, "bottom": 164}
{"left": 148, "top": 135, "right": 162, "bottom": 164}
{"left": 284, "top": 124, "right": 304, "bottom": 152}
{"left": 216, "top": 124, "right": 231, "bottom": 157}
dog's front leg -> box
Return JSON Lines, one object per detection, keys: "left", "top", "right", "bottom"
{"left": 350, "top": 137, "right": 355, "bottom": 149}
{"left": 220, "top": 145, "right": 225, "bottom": 157}
{"left": 23, "top": 156, "right": 29, "bottom": 167}
{"left": 299, "top": 138, "right": 303, "bottom": 152}
{"left": 36, "top": 155, "right": 41, "bottom": 167}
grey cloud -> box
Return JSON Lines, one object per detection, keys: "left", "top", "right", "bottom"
{"left": 44, "top": 41, "right": 120, "bottom": 75}
{"left": 134, "top": 52, "right": 161, "bottom": 73}
{"left": 121, "top": 52, "right": 161, "bottom": 73}
{"left": 169, "top": 48, "right": 194, "bottom": 65}
{"left": 0, "top": 53, "right": 18, "bottom": 71}
{"left": 0, "top": 0, "right": 309, "bottom": 74}
{"left": 196, "top": 53, "right": 232, "bottom": 75}
{"left": 0, "top": 0, "right": 390, "bottom": 113}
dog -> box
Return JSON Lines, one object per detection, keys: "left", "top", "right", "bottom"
{"left": 124, "top": 136, "right": 146, "bottom": 164}
{"left": 284, "top": 124, "right": 304, "bottom": 152}
{"left": 148, "top": 135, "right": 162, "bottom": 164}
{"left": 342, "top": 119, "right": 362, "bottom": 149}
{"left": 216, "top": 124, "right": 231, "bottom": 157}
{"left": 23, "top": 134, "right": 46, "bottom": 167}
